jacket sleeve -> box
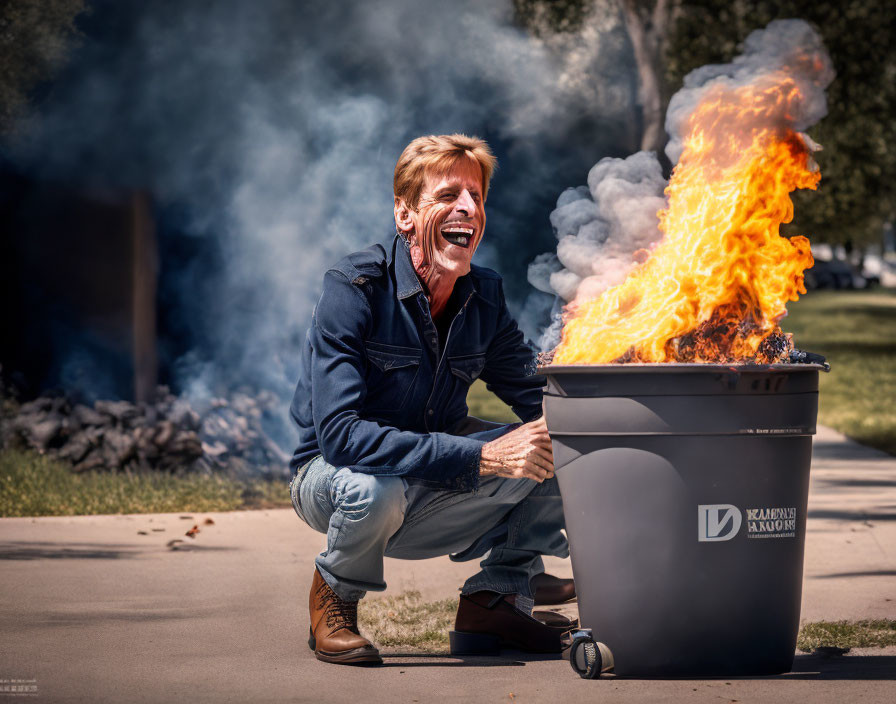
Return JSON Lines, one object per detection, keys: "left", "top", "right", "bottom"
{"left": 479, "top": 279, "right": 545, "bottom": 423}
{"left": 306, "top": 270, "right": 484, "bottom": 491}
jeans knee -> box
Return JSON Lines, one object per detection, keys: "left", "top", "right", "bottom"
{"left": 332, "top": 471, "right": 407, "bottom": 530}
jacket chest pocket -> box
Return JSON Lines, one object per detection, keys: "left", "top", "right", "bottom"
{"left": 364, "top": 342, "right": 422, "bottom": 413}
{"left": 448, "top": 353, "right": 487, "bottom": 385}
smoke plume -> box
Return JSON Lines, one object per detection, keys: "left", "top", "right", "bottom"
{"left": 3, "top": 0, "right": 642, "bottom": 437}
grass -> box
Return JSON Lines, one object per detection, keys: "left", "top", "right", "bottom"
{"left": 358, "top": 590, "right": 457, "bottom": 652}
{"left": 782, "top": 289, "right": 896, "bottom": 455}
{"left": 0, "top": 447, "right": 290, "bottom": 517}
{"left": 466, "top": 379, "right": 519, "bottom": 423}
{"left": 797, "top": 619, "right": 896, "bottom": 652}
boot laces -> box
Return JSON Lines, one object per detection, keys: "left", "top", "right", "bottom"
{"left": 315, "top": 581, "right": 359, "bottom": 631}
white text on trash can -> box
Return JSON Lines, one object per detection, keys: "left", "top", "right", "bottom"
{"left": 745, "top": 507, "right": 796, "bottom": 538}
{"left": 698, "top": 504, "right": 742, "bottom": 542}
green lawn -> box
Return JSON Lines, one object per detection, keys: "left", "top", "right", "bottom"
{"left": 466, "top": 380, "right": 519, "bottom": 423}
{"left": 0, "top": 448, "right": 290, "bottom": 517}
{"left": 781, "top": 289, "right": 896, "bottom": 455}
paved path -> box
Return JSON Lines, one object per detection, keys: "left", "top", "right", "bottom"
{"left": 1, "top": 426, "right": 894, "bottom": 702}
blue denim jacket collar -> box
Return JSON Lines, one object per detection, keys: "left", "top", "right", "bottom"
{"left": 393, "top": 233, "right": 479, "bottom": 306}
{"left": 394, "top": 234, "right": 423, "bottom": 300}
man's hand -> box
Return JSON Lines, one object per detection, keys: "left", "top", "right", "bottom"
{"left": 479, "top": 416, "right": 554, "bottom": 482}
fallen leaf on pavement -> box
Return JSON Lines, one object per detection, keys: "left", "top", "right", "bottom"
{"left": 186, "top": 525, "right": 200, "bottom": 538}
{"left": 204, "top": 518, "right": 215, "bottom": 525}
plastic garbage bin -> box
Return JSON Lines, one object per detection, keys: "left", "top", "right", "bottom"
{"left": 541, "top": 363, "right": 823, "bottom": 676}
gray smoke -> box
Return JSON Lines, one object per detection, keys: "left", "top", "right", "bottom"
{"left": 5, "top": 0, "right": 641, "bottom": 436}
{"left": 531, "top": 19, "right": 834, "bottom": 351}
{"left": 664, "top": 18, "right": 834, "bottom": 164}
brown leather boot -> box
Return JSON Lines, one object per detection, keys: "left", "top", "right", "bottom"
{"left": 308, "top": 568, "right": 382, "bottom": 665}
{"left": 531, "top": 572, "right": 576, "bottom": 605}
{"left": 449, "top": 591, "right": 574, "bottom": 655}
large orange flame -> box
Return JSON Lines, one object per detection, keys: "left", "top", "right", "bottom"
{"left": 552, "top": 77, "right": 818, "bottom": 365}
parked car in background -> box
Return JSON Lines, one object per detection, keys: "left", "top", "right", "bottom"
{"left": 804, "top": 258, "right": 866, "bottom": 290}
{"left": 862, "top": 254, "right": 896, "bottom": 288}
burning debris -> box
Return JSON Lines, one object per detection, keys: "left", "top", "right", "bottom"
{"left": 534, "top": 20, "right": 835, "bottom": 365}
{"left": 1, "top": 386, "right": 290, "bottom": 478}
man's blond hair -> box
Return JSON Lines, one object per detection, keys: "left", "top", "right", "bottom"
{"left": 393, "top": 134, "right": 497, "bottom": 210}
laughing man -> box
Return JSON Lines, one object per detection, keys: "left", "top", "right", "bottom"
{"left": 289, "top": 134, "right": 573, "bottom": 665}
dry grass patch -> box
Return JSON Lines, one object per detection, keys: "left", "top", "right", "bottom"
{"left": 358, "top": 590, "right": 457, "bottom": 652}
{"left": 358, "top": 590, "right": 896, "bottom": 657}
{"left": 797, "top": 619, "right": 896, "bottom": 652}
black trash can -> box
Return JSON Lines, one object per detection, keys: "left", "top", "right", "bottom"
{"left": 541, "top": 363, "right": 823, "bottom": 676}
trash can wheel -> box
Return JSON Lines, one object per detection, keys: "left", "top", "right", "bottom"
{"left": 568, "top": 630, "right": 602, "bottom": 679}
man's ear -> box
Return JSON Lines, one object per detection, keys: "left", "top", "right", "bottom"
{"left": 394, "top": 197, "right": 414, "bottom": 234}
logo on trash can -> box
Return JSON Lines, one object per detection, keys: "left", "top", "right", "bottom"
{"left": 698, "top": 504, "right": 742, "bottom": 542}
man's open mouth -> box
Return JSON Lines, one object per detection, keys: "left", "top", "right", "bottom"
{"left": 441, "top": 223, "right": 475, "bottom": 248}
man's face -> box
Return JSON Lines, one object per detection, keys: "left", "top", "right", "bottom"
{"left": 405, "top": 159, "right": 486, "bottom": 279}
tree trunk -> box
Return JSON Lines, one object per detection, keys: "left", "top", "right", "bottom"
{"left": 621, "top": 0, "right": 679, "bottom": 158}
{"left": 131, "top": 190, "right": 158, "bottom": 404}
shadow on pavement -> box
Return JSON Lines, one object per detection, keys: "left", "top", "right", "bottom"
{"left": 606, "top": 655, "right": 896, "bottom": 681}
{"left": 788, "top": 653, "right": 896, "bottom": 680}
{"left": 807, "top": 509, "right": 896, "bottom": 521}
{"left": 379, "top": 651, "right": 563, "bottom": 668}
{"left": 816, "top": 478, "right": 896, "bottom": 488}
{"left": 0, "top": 541, "right": 237, "bottom": 559}
{"left": 812, "top": 443, "right": 891, "bottom": 461}
{"left": 813, "top": 569, "right": 896, "bottom": 579}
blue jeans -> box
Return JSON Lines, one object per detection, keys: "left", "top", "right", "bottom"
{"left": 289, "top": 423, "right": 568, "bottom": 602}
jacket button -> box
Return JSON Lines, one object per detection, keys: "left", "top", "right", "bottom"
{"left": 427, "top": 409, "right": 434, "bottom": 416}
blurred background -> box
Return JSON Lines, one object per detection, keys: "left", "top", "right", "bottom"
{"left": 1, "top": 0, "right": 893, "bottom": 512}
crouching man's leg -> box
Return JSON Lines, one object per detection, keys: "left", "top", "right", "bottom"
{"left": 451, "top": 475, "right": 573, "bottom": 654}
{"left": 385, "top": 469, "right": 572, "bottom": 655}
{"left": 290, "top": 456, "right": 407, "bottom": 665}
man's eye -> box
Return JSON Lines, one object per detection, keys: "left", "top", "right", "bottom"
{"left": 439, "top": 193, "right": 456, "bottom": 201}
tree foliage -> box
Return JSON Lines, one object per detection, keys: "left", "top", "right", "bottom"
{"left": 513, "top": 0, "right": 593, "bottom": 37}
{"left": 667, "top": 0, "right": 895, "bottom": 246}
{"left": 0, "top": 0, "right": 86, "bottom": 134}
{"left": 516, "top": 0, "right": 894, "bottom": 246}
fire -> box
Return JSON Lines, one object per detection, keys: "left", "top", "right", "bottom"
{"left": 553, "top": 77, "right": 819, "bottom": 365}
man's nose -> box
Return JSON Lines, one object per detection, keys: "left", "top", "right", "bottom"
{"left": 455, "top": 189, "right": 476, "bottom": 216}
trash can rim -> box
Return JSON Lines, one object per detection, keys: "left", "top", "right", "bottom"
{"left": 538, "top": 363, "right": 827, "bottom": 375}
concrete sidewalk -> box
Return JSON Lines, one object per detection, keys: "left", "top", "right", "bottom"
{"left": 1, "top": 425, "right": 894, "bottom": 702}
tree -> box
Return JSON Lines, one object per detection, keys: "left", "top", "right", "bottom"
{"left": 666, "top": 0, "right": 896, "bottom": 246}
{"left": 620, "top": 0, "right": 679, "bottom": 156}
{"left": 0, "top": 0, "right": 86, "bottom": 134}
{"left": 515, "top": 0, "right": 680, "bottom": 158}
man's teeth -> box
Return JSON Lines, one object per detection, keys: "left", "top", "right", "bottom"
{"left": 443, "top": 226, "right": 473, "bottom": 246}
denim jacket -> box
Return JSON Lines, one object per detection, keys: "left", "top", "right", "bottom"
{"left": 288, "top": 234, "right": 544, "bottom": 491}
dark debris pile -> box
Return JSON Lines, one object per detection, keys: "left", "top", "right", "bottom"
{"left": 1, "top": 386, "right": 290, "bottom": 478}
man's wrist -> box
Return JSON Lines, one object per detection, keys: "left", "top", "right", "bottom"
{"left": 478, "top": 451, "right": 499, "bottom": 476}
